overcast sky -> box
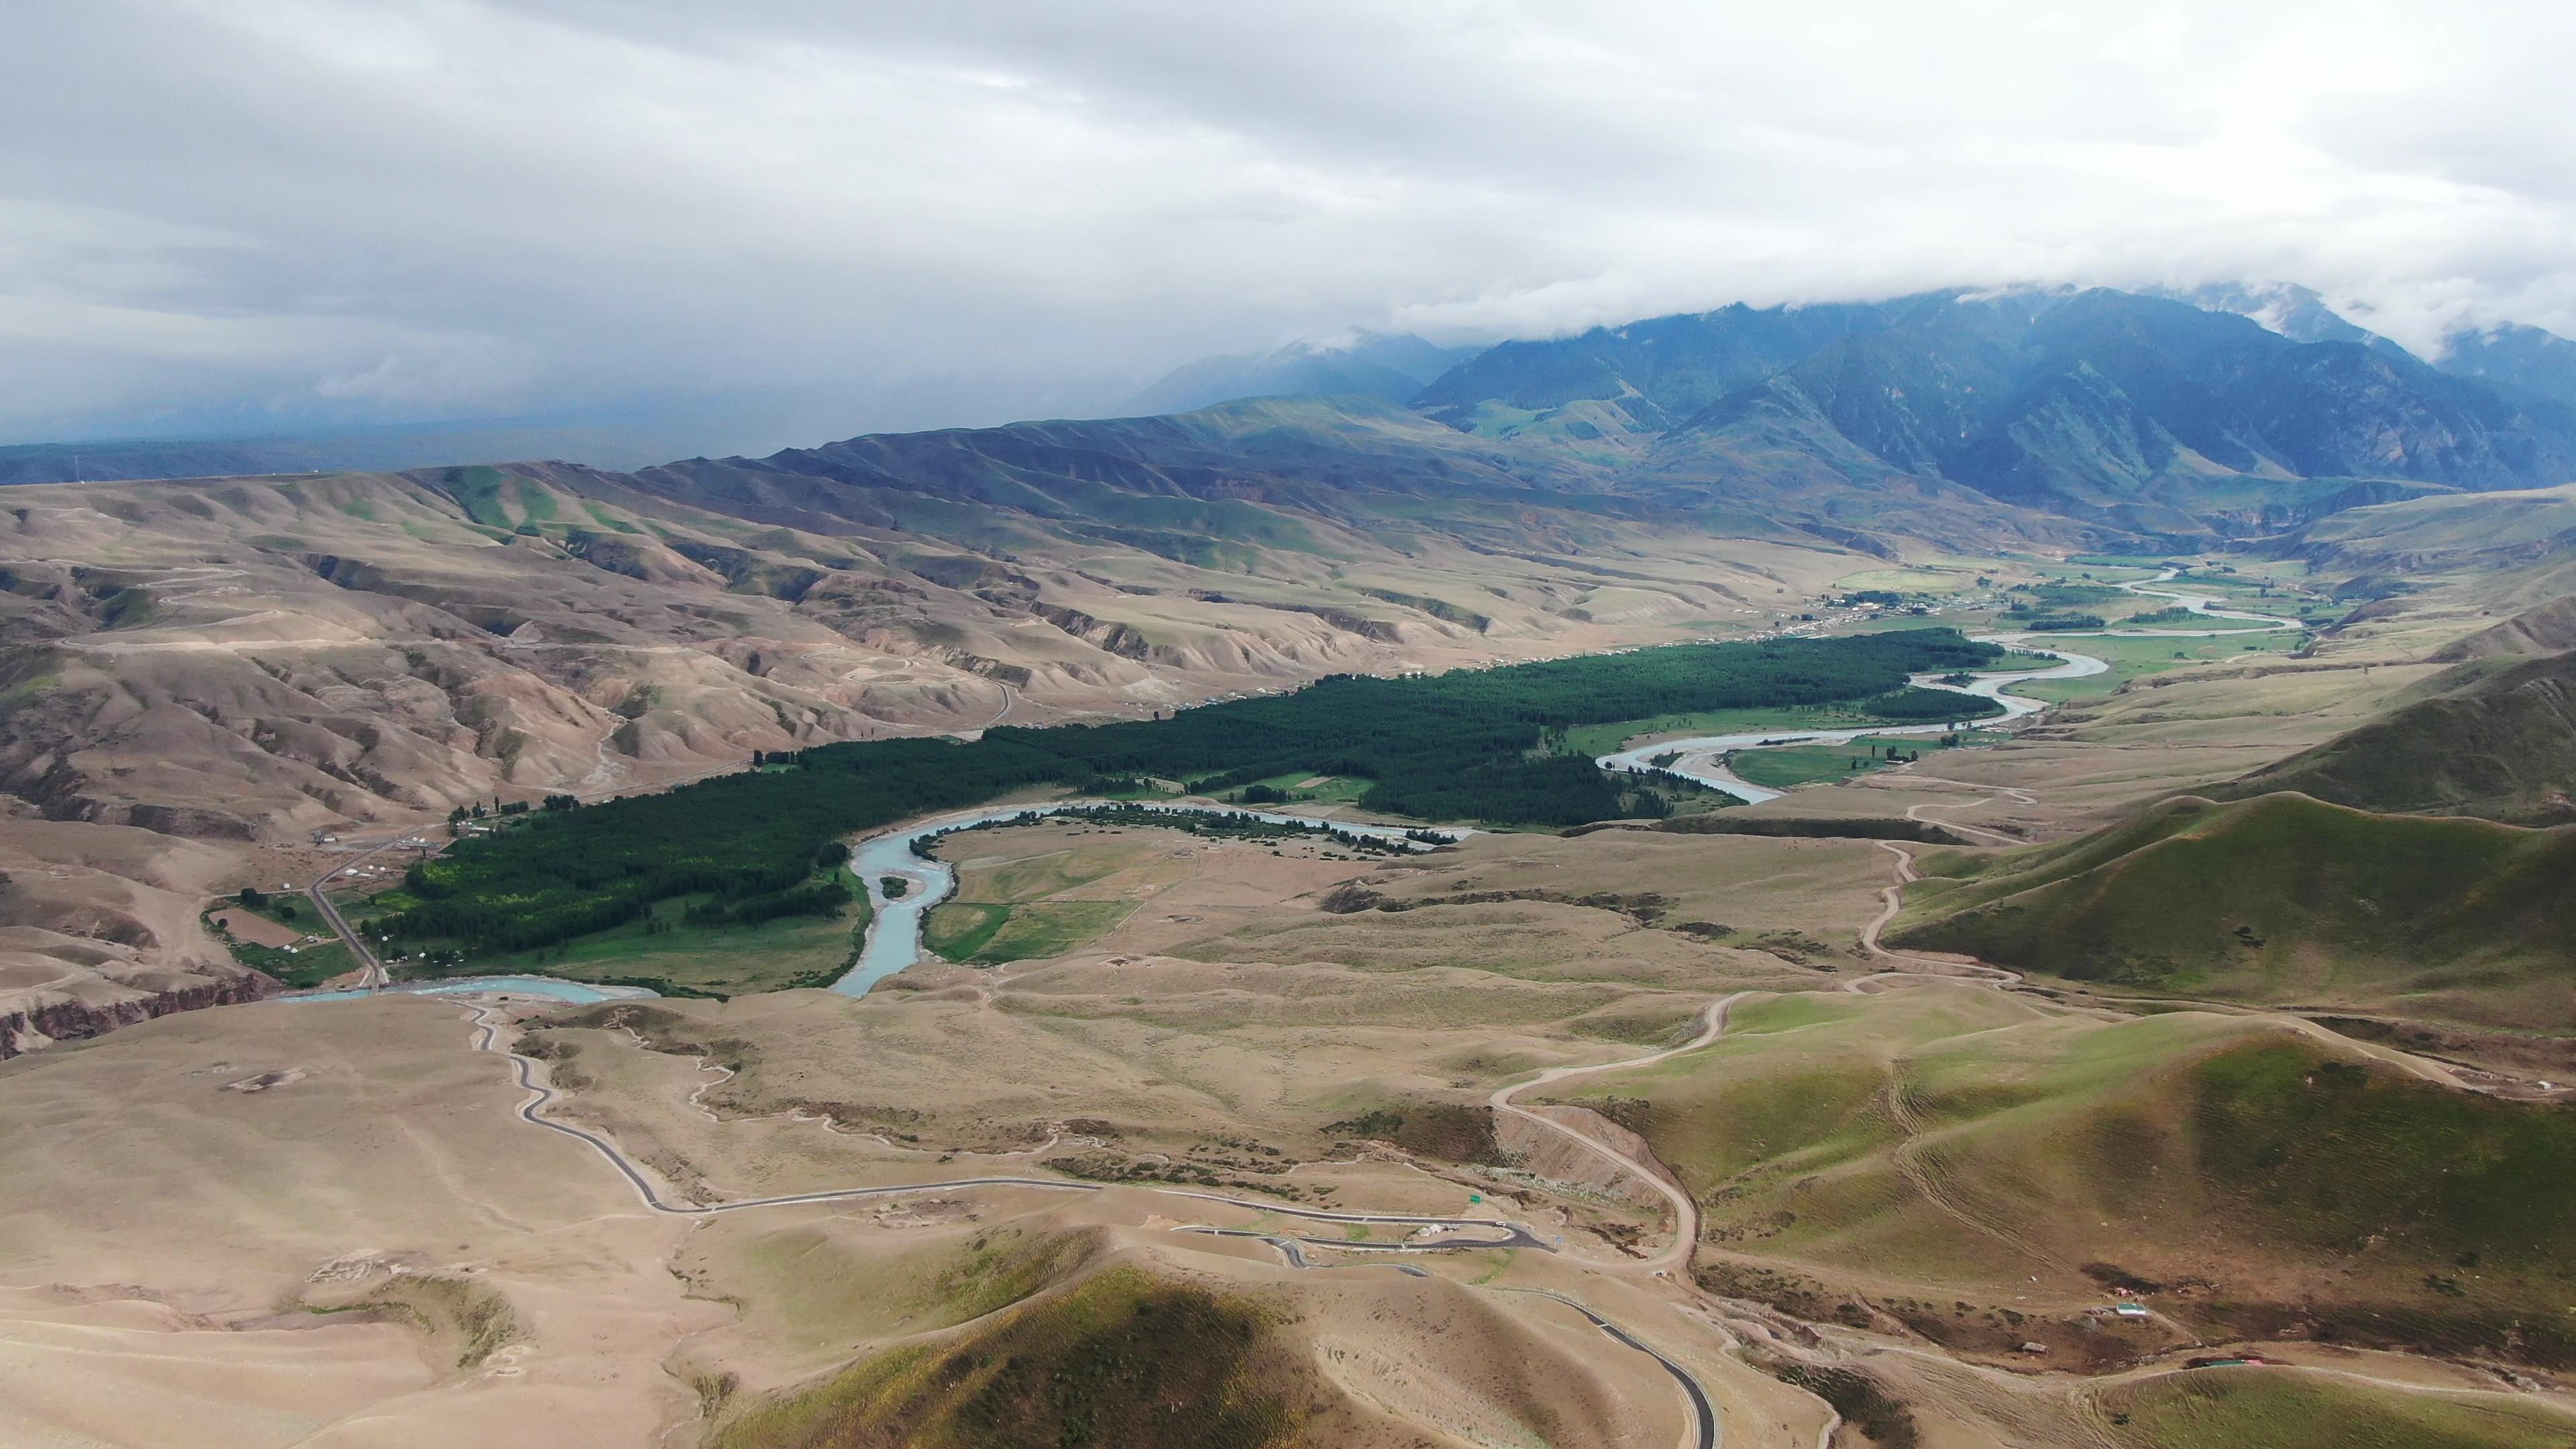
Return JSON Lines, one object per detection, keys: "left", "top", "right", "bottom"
{"left": 5, "top": 1, "right": 2573, "bottom": 443}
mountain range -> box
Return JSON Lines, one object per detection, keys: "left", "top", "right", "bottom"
{"left": 1421, "top": 287, "right": 2576, "bottom": 543}
{"left": 17, "top": 285, "right": 2575, "bottom": 555}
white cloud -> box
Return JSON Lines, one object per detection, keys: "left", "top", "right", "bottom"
{"left": 2, "top": 0, "right": 2572, "bottom": 440}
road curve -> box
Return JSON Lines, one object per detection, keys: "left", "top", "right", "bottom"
{"left": 1491, "top": 992, "right": 1746, "bottom": 1275}
{"left": 1490, "top": 1287, "right": 1719, "bottom": 1449}
{"left": 1849, "top": 841, "right": 2022, "bottom": 991}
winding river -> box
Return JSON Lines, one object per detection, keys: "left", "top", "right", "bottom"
{"left": 1597, "top": 568, "right": 2302, "bottom": 804}
{"left": 292, "top": 975, "right": 660, "bottom": 1005}
{"left": 834, "top": 802, "right": 1465, "bottom": 996}
{"left": 295, "top": 569, "right": 2298, "bottom": 1002}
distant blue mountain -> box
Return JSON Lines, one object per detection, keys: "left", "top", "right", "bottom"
{"left": 1122, "top": 331, "right": 1476, "bottom": 416}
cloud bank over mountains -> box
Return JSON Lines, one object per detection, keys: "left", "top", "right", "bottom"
{"left": 5, "top": 1, "right": 2573, "bottom": 442}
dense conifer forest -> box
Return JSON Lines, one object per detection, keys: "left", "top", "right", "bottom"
{"left": 386, "top": 630, "right": 2002, "bottom": 953}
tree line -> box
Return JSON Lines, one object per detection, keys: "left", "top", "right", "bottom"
{"left": 384, "top": 630, "right": 2003, "bottom": 954}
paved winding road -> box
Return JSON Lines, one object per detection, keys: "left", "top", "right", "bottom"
{"left": 1491, "top": 1287, "right": 1720, "bottom": 1449}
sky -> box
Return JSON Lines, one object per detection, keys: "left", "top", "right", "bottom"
{"left": 5, "top": 1, "right": 2574, "bottom": 445}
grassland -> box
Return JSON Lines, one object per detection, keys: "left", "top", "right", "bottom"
{"left": 207, "top": 895, "right": 356, "bottom": 986}
{"left": 927, "top": 900, "right": 1138, "bottom": 965}
{"left": 675, "top": 1216, "right": 1101, "bottom": 1379}
{"left": 2217, "top": 651, "right": 2576, "bottom": 822}
{"left": 2099, "top": 1372, "right": 2576, "bottom": 1449}
{"left": 229, "top": 937, "right": 358, "bottom": 988}
{"left": 1572, "top": 985, "right": 2576, "bottom": 1367}
{"left": 1566, "top": 704, "right": 1945, "bottom": 758}
{"left": 1206, "top": 769, "right": 1372, "bottom": 806}
{"left": 923, "top": 831, "right": 1182, "bottom": 965}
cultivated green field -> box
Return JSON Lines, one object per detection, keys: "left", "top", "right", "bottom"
{"left": 2010, "top": 632, "right": 2298, "bottom": 704}
{"left": 923, "top": 833, "right": 1173, "bottom": 966}
{"left": 392, "top": 868, "right": 871, "bottom": 998}
{"left": 1205, "top": 769, "right": 1372, "bottom": 806}
{"left": 1729, "top": 731, "right": 2008, "bottom": 790}
{"left": 1567, "top": 704, "right": 1953, "bottom": 759}
{"left": 227, "top": 937, "right": 357, "bottom": 988}
{"left": 926, "top": 900, "right": 1137, "bottom": 965}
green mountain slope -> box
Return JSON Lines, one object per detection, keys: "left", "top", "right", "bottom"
{"left": 2219, "top": 653, "right": 2576, "bottom": 822}
{"left": 1887, "top": 793, "right": 2576, "bottom": 1024}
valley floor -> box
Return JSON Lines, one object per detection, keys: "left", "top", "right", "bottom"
{"left": 6, "top": 546, "right": 2575, "bottom": 1448}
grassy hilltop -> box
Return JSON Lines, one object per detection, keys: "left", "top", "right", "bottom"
{"left": 1886, "top": 793, "right": 2576, "bottom": 1026}
{"left": 1570, "top": 989, "right": 2576, "bottom": 1371}
{"left": 2216, "top": 651, "right": 2576, "bottom": 822}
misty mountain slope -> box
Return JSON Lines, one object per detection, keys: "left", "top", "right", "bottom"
{"left": 1122, "top": 331, "right": 1473, "bottom": 415}
{"left": 1414, "top": 294, "right": 1974, "bottom": 434}
{"left": 2169, "top": 280, "right": 2390, "bottom": 346}
{"left": 1417, "top": 287, "right": 2576, "bottom": 543}
{"left": 1909, "top": 290, "right": 2566, "bottom": 527}
{"left": 2437, "top": 322, "right": 2576, "bottom": 411}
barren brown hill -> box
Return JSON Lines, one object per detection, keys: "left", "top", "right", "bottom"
{"left": 0, "top": 399, "right": 1925, "bottom": 1051}
{"left": 0, "top": 450, "right": 1859, "bottom": 846}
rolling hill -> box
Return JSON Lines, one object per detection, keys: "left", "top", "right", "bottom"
{"left": 0, "top": 419, "right": 1853, "bottom": 847}
{"left": 2218, "top": 652, "right": 2576, "bottom": 822}
{"left": 2431, "top": 595, "right": 2576, "bottom": 660}
{"left": 1575, "top": 989, "right": 2576, "bottom": 1371}
{"left": 706, "top": 1256, "right": 1662, "bottom": 1449}
{"left": 1884, "top": 793, "right": 2576, "bottom": 1026}
{"left": 2272, "top": 483, "right": 2576, "bottom": 571}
